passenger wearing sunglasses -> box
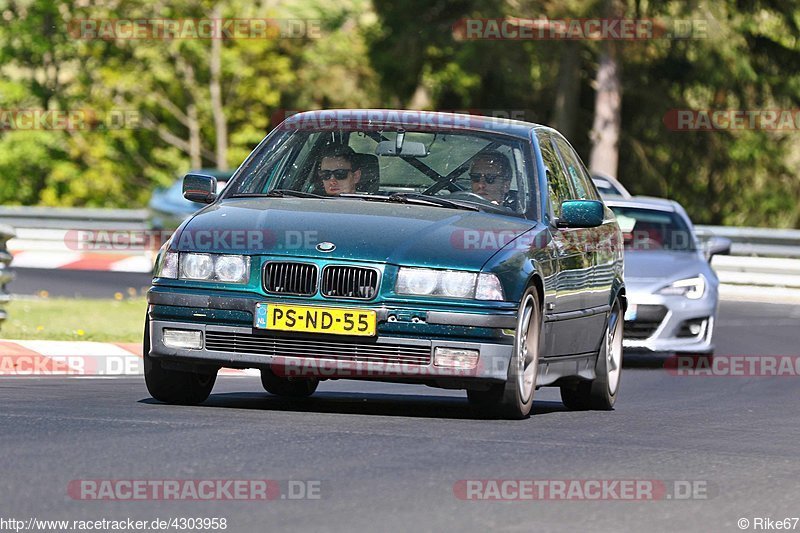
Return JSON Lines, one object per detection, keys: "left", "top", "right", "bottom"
{"left": 469, "top": 151, "right": 512, "bottom": 205}
{"left": 318, "top": 146, "right": 362, "bottom": 196}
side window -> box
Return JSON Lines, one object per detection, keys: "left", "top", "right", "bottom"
{"left": 553, "top": 136, "right": 600, "bottom": 201}
{"left": 538, "top": 133, "right": 573, "bottom": 218}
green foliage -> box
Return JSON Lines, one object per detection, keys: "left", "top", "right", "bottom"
{"left": 0, "top": 0, "right": 798, "bottom": 227}
{"left": 0, "top": 0, "right": 380, "bottom": 207}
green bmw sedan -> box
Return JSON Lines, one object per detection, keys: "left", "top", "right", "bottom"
{"left": 145, "top": 110, "right": 626, "bottom": 419}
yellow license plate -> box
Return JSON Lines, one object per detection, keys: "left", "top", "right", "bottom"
{"left": 255, "top": 304, "right": 376, "bottom": 336}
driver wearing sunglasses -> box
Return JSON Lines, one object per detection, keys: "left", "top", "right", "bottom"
{"left": 318, "top": 146, "right": 361, "bottom": 196}
{"left": 469, "top": 150, "right": 512, "bottom": 204}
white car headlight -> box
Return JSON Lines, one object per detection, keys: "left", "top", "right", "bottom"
{"left": 180, "top": 253, "right": 214, "bottom": 280}
{"left": 657, "top": 275, "right": 706, "bottom": 299}
{"left": 215, "top": 255, "right": 249, "bottom": 282}
{"left": 441, "top": 271, "right": 478, "bottom": 298}
{"left": 395, "top": 268, "right": 503, "bottom": 301}
{"left": 397, "top": 268, "right": 439, "bottom": 295}
{"left": 171, "top": 253, "right": 250, "bottom": 283}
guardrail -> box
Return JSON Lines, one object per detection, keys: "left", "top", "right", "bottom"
{"left": 0, "top": 206, "right": 148, "bottom": 230}
{"left": 695, "top": 225, "right": 800, "bottom": 259}
{"left": 1, "top": 207, "right": 800, "bottom": 290}
{"left": 0, "top": 224, "right": 15, "bottom": 327}
{"left": 694, "top": 225, "right": 800, "bottom": 290}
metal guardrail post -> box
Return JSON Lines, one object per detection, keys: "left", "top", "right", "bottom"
{"left": 0, "top": 224, "right": 15, "bottom": 329}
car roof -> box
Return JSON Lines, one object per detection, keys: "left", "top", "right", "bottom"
{"left": 591, "top": 173, "right": 632, "bottom": 198}
{"left": 603, "top": 195, "right": 679, "bottom": 212}
{"left": 283, "top": 109, "right": 543, "bottom": 139}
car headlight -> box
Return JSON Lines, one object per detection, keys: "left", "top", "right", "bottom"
{"left": 657, "top": 275, "right": 706, "bottom": 299}
{"left": 155, "top": 252, "right": 250, "bottom": 284}
{"left": 395, "top": 268, "right": 504, "bottom": 301}
{"left": 181, "top": 253, "right": 214, "bottom": 280}
{"left": 154, "top": 250, "right": 178, "bottom": 279}
{"left": 214, "top": 255, "right": 249, "bottom": 282}
{"left": 397, "top": 268, "right": 440, "bottom": 295}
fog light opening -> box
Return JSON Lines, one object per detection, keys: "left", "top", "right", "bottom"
{"left": 434, "top": 347, "right": 479, "bottom": 369}
{"left": 162, "top": 329, "right": 203, "bottom": 350}
{"left": 676, "top": 318, "right": 708, "bottom": 339}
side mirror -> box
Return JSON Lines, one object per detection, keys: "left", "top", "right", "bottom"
{"left": 704, "top": 236, "right": 731, "bottom": 262}
{"left": 558, "top": 200, "right": 604, "bottom": 228}
{"left": 183, "top": 173, "right": 218, "bottom": 204}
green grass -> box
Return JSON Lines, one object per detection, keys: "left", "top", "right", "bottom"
{"left": 2, "top": 297, "right": 147, "bottom": 342}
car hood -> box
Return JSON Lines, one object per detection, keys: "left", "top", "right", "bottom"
{"left": 172, "top": 197, "right": 537, "bottom": 270}
{"left": 623, "top": 249, "right": 713, "bottom": 290}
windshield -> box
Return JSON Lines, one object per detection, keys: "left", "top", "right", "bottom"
{"left": 609, "top": 206, "right": 697, "bottom": 251}
{"left": 224, "top": 128, "right": 536, "bottom": 217}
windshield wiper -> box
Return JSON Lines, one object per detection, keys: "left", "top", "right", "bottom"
{"left": 388, "top": 192, "right": 481, "bottom": 211}
{"left": 336, "top": 192, "right": 481, "bottom": 211}
{"left": 230, "top": 189, "right": 324, "bottom": 199}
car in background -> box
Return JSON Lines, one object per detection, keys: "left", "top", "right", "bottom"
{"left": 148, "top": 169, "right": 233, "bottom": 231}
{"left": 144, "top": 109, "right": 626, "bottom": 418}
{"left": 592, "top": 173, "right": 631, "bottom": 199}
{"left": 605, "top": 196, "right": 730, "bottom": 355}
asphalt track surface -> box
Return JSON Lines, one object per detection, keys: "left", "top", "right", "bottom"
{"left": 1, "top": 282, "right": 799, "bottom": 531}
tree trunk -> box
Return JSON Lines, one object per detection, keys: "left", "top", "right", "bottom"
{"left": 408, "top": 83, "right": 431, "bottom": 110}
{"left": 187, "top": 102, "right": 202, "bottom": 170}
{"left": 552, "top": 41, "right": 580, "bottom": 140}
{"left": 589, "top": 0, "right": 623, "bottom": 178}
{"left": 209, "top": 4, "right": 228, "bottom": 170}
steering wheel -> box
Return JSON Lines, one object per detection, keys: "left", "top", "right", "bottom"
{"left": 446, "top": 191, "right": 496, "bottom": 204}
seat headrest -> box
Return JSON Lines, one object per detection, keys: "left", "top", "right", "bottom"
{"left": 354, "top": 153, "right": 380, "bottom": 194}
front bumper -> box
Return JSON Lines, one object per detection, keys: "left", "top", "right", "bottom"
{"left": 148, "top": 319, "right": 514, "bottom": 383}
{"left": 622, "top": 289, "right": 717, "bottom": 354}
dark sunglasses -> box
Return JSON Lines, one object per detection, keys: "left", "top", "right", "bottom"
{"left": 469, "top": 172, "right": 507, "bottom": 184}
{"left": 318, "top": 169, "right": 352, "bottom": 181}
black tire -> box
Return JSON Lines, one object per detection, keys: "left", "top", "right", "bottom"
{"left": 467, "top": 285, "right": 542, "bottom": 419}
{"left": 143, "top": 320, "right": 217, "bottom": 405}
{"left": 260, "top": 367, "right": 319, "bottom": 398}
{"left": 561, "top": 298, "right": 623, "bottom": 410}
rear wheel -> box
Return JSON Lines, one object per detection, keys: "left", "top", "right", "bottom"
{"left": 468, "top": 285, "right": 541, "bottom": 419}
{"left": 260, "top": 367, "right": 319, "bottom": 398}
{"left": 560, "top": 298, "right": 623, "bottom": 410}
{"left": 143, "top": 321, "right": 217, "bottom": 405}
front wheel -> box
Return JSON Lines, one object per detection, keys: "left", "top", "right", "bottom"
{"left": 560, "top": 298, "right": 623, "bottom": 410}
{"left": 468, "top": 285, "right": 542, "bottom": 419}
{"left": 143, "top": 321, "right": 217, "bottom": 405}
